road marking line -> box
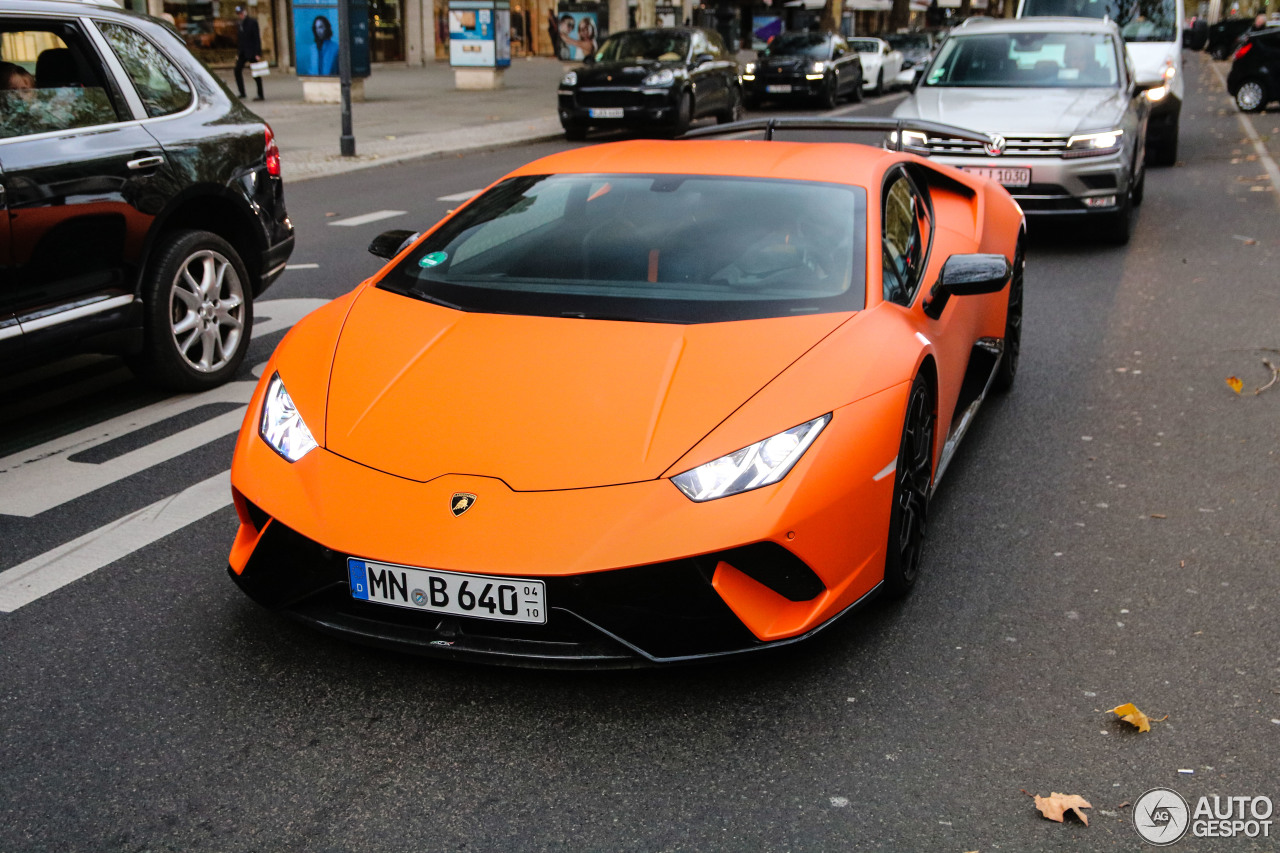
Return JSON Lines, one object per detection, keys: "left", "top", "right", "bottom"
{"left": 0, "top": 471, "right": 231, "bottom": 613}
{"left": 1208, "top": 58, "right": 1280, "bottom": 208}
{"left": 0, "top": 299, "right": 326, "bottom": 518}
{"left": 437, "top": 189, "right": 482, "bottom": 202}
{"left": 328, "top": 210, "right": 407, "bottom": 227}
{"left": 285, "top": 263, "right": 320, "bottom": 270}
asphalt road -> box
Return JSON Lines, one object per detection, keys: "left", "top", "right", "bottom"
{"left": 1, "top": 52, "right": 1278, "bottom": 852}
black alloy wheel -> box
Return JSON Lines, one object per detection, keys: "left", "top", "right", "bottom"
{"left": 883, "top": 374, "right": 935, "bottom": 597}
{"left": 671, "top": 89, "right": 693, "bottom": 137}
{"left": 849, "top": 71, "right": 863, "bottom": 102}
{"left": 1235, "top": 79, "right": 1268, "bottom": 112}
{"left": 820, "top": 75, "right": 838, "bottom": 110}
{"left": 872, "top": 69, "right": 884, "bottom": 97}
{"left": 129, "top": 229, "right": 253, "bottom": 391}
{"left": 1103, "top": 176, "right": 1135, "bottom": 245}
{"left": 991, "top": 239, "right": 1023, "bottom": 393}
{"left": 717, "top": 85, "right": 744, "bottom": 123}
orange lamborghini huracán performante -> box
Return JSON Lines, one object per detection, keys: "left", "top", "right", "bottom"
{"left": 227, "top": 119, "right": 1025, "bottom": 667}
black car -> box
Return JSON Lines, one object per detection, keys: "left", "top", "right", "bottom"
{"left": 557, "top": 27, "right": 741, "bottom": 139}
{"left": 742, "top": 31, "right": 862, "bottom": 109}
{"left": 0, "top": 0, "right": 293, "bottom": 391}
{"left": 1227, "top": 26, "right": 1280, "bottom": 112}
{"left": 1207, "top": 16, "right": 1254, "bottom": 59}
{"left": 883, "top": 31, "right": 936, "bottom": 87}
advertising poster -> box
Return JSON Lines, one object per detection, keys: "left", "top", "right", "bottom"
{"left": 449, "top": 1, "right": 494, "bottom": 66}
{"left": 551, "top": 5, "right": 599, "bottom": 61}
{"left": 495, "top": 7, "right": 512, "bottom": 66}
{"left": 294, "top": 0, "right": 370, "bottom": 77}
{"left": 751, "top": 15, "right": 783, "bottom": 50}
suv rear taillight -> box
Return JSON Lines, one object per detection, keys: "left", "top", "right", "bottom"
{"left": 264, "top": 124, "right": 281, "bottom": 177}
{"left": 1234, "top": 42, "right": 1253, "bottom": 61}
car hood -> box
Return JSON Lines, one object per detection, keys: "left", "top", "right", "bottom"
{"left": 575, "top": 59, "right": 681, "bottom": 86}
{"left": 896, "top": 86, "right": 1129, "bottom": 135}
{"left": 324, "top": 287, "right": 849, "bottom": 490}
{"left": 758, "top": 54, "right": 818, "bottom": 71}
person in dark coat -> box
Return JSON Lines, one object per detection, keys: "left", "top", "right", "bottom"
{"left": 234, "top": 5, "right": 264, "bottom": 101}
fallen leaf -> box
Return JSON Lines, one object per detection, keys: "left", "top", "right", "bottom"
{"left": 1227, "top": 376, "right": 1244, "bottom": 394}
{"left": 1035, "top": 792, "right": 1092, "bottom": 826}
{"left": 1150, "top": 513, "right": 1167, "bottom": 519}
{"left": 1110, "top": 702, "right": 1152, "bottom": 732}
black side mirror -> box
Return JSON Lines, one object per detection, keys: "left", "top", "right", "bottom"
{"left": 923, "top": 253, "right": 1010, "bottom": 319}
{"left": 368, "top": 229, "right": 419, "bottom": 260}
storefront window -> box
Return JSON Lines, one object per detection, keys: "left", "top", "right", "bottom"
{"left": 370, "top": 0, "right": 404, "bottom": 61}
{"left": 164, "top": 0, "right": 275, "bottom": 66}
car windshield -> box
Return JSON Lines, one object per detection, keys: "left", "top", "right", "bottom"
{"left": 1020, "top": 0, "right": 1178, "bottom": 42}
{"left": 885, "top": 33, "right": 931, "bottom": 51}
{"left": 594, "top": 31, "right": 690, "bottom": 62}
{"left": 924, "top": 32, "right": 1119, "bottom": 87}
{"left": 380, "top": 173, "right": 867, "bottom": 323}
{"left": 850, "top": 39, "right": 881, "bottom": 52}
{"left": 763, "top": 33, "right": 831, "bottom": 57}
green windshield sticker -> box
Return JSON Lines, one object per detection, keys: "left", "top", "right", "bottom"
{"left": 419, "top": 251, "right": 448, "bottom": 268}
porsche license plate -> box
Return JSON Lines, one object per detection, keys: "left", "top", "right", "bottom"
{"left": 960, "top": 166, "right": 1031, "bottom": 188}
{"left": 348, "top": 558, "right": 547, "bottom": 624}
{"left": 766, "top": 84, "right": 792, "bottom": 93}
{"left": 588, "top": 107, "right": 624, "bottom": 119}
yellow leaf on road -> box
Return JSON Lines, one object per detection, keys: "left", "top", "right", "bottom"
{"left": 1034, "top": 792, "right": 1092, "bottom": 826}
{"left": 1111, "top": 702, "right": 1152, "bottom": 732}
{"left": 1227, "top": 376, "right": 1244, "bottom": 394}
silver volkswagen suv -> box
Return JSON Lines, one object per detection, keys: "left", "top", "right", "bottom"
{"left": 892, "top": 17, "right": 1154, "bottom": 244}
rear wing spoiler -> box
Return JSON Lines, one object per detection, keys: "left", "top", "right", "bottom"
{"left": 683, "top": 117, "right": 994, "bottom": 150}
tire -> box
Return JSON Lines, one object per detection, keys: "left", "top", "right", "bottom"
{"left": 1235, "top": 79, "right": 1267, "bottom": 113}
{"left": 849, "top": 74, "right": 863, "bottom": 102}
{"left": 1101, "top": 180, "right": 1134, "bottom": 245}
{"left": 991, "top": 240, "right": 1023, "bottom": 394}
{"left": 717, "top": 85, "right": 744, "bottom": 124}
{"left": 129, "top": 229, "right": 252, "bottom": 391}
{"left": 1147, "top": 124, "right": 1178, "bottom": 166}
{"left": 670, "top": 89, "right": 693, "bottom": 137}
{"left": 883, "top": 374, "right": 934, "bottom": 598}
{"left": 872, "top": 70, "right": 884, "bottom": 97}
{"left": 819, "top": 76, "right": 838, "bottom": 110}
{"left": 562, "top": 122, "right": 587, "bottom": 141}
{"left": 1131, "top": 160, "right": 1146, "bottom": 207}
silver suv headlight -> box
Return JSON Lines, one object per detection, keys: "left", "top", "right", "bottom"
{"left": 642, "top": 68, "right": 676, "bottom": 86}
{"left": 1064, "top": 129, "right": 1123, "bottom": 159}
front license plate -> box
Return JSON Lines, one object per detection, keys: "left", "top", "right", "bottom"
{"left": 588, "top": 107, "right": 624, "bottom": 119}
{"left": 348, "top": 558, "right": 547, "bottom": 624}
{"left": 766, "top": 84, "right": 792, "bottom": 93}
{"left": 960, "top": 166, "right": 1031, "bottom": 188}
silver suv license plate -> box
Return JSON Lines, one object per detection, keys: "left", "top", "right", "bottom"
{"left": 348, "top": 558, "right": 547, "bottom": 624}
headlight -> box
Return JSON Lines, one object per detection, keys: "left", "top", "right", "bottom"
{"left": 744, "top": 61, "right": 756, "bottom": 74}
{"left": 672, "top": 415, "right": 831, "bottom": 502}
{"left": 810, "top": 61, "right": 826, "bottom": 73}
{"left": 561, "top": 71, "right": 577, "bottom": 87}
{"left": 1064, "top": 129, "right": 1123, "bottom": 158}
{"left": 1145, "top": 84, "right": 1168, "bottom": 101}
{"left": 887, "top": 129, "right": 929, "bottom": 152}
{"left": 259, "top": 373, "right": 318, "bottom": 462}
{"left": 642, "top": 68, "right": 676, "bottom": 86}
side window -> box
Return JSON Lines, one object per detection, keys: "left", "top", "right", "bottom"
{"left": 881, "top": 171, "right": 932, "bottom": 306}
{"left": 98, "top": 22, "right": 192, "bottom": 118}
{"left": 708, "top": 31, "right": 727, "bottom": 57}
{"left": 0, "top": 25, "right": 123, "bottom": 139}
{"left": 691, "top": 32, "right": 709, "bottom": 59}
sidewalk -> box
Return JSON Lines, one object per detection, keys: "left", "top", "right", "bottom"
{"left": 216, "top": 58, "right": 570, "bottom": 182}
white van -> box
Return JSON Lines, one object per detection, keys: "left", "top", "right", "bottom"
{"left": 1017, "top": 0, "right": 1183, "bottom": 165}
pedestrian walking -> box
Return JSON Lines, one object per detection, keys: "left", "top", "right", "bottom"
{"left": 234, "top": 5, "right": 264, "bottom": 101}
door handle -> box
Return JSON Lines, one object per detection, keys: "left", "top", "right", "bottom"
{"left": 126, "top": 155, "right": 165, "bottom": 171}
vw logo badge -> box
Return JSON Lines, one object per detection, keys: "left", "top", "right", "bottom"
{"left": 450, "top": 492, "right": 477, "bottom": 517}
{"left": 984, "top": 134, "right": 1007, "bottom": 157}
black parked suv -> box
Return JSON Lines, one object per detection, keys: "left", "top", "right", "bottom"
{"left": 0, "top": 0, "right": 294, "bottom": 390}
{"left": 741, "top": 31, "right": 863, "bottom": 109}
{"left": 1206, "top": 16, "right": 1254, "bottom": 59}
{"left": 1228, "top": 26, "right": 1280, "bottom": 112}
{"left": 557, "top": 27, "right": 742, "bottom": 139}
